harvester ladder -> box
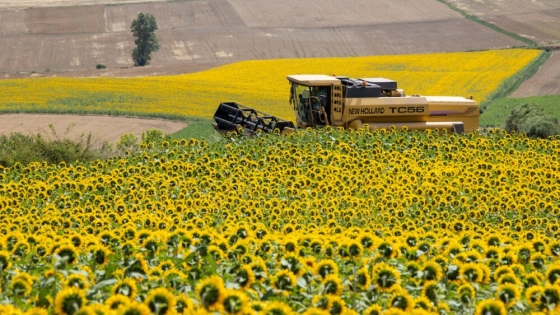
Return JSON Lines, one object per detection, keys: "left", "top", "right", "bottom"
{"left": 331, "top": 84, "right": 343, "bottom": 124}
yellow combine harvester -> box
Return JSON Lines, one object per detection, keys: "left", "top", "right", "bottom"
{"left": 213, "top": 74, "right": 479, "bottom": 135}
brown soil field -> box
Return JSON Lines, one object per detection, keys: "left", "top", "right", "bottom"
{"left": 445, "top": 0, "right": 560, "bottom": 44}
{"left": 0, "top": 0, "right": 524, "bottom": 79}
{"left": 510, "top": 51, "right": 560, "bottom": 97}
{"left": 0, "top": 114, "right": 187, "bottom": 146}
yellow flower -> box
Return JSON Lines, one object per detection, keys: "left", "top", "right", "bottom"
{"left": 474, "top": 299, "right": 506, "bottom": 315}
{"left": 144, "top": 287, "right": 177, "bottom": 315}
{"left": 220, "top": 289, "right": 250, "bottom": 315}
{"left": 112, "top": 278, "right": 138, "bottom": 298}
{"left": 495, "top": 283, "right": 520, "bottom": 307}
{"left": 372, "top": 263, "right": 400, "bottom": 292}
{"left": 116, "top": 301, "right": 151, "bottom": 315}
{"left": 322, "top": 274, "right": 343, "bottom": 295}
{"left": 54, "top": 288, "right": 87, "bottom": 315}
{"left": 196, "top": 276, "right": 225, "bottom": 311}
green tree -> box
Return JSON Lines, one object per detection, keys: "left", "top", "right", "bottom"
{"left": 130, "top": 13, "right": 160, "bottom": 66}
{"left": 505, "top": 103, "right": 559, "bottom": 138}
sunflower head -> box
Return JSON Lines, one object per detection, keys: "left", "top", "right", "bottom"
{"left": 220, "top": 289, "right": 249, "bottom": 315}
{"left": 144, "top": 287, "right": 177, "bottom": 315}
{"left": 260, "top": 301, "right": 295, "bottom": 315}
{"left": 322, "top": 274, "right": 343, "bottom": 295}
{"left": 474, "top": 299, "right": 507, "bottom": 315}
{"left": 496, "top": 283, "right": 520, "bottom": 307}
{"left": 372, "top": 263, "right": 400, "bottom": 292}
{"left": 116, "top": 301, "right": 151, "bottom": 315}
{"left": 112, "top": 278, "right": 138, "bottom": 298}
{"left": 196, "top": 276, "right": 225, "bottom": 311}
{"left": 55, "top": 287, "right": 87, "bottom": 315}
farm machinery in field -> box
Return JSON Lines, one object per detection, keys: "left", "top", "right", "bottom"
{"left": 212, "top": 75, "right": 480, "bottom": 135}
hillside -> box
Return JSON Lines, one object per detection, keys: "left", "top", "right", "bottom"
{"left": 0, "top": 0, "right": 524, "bottom": 78}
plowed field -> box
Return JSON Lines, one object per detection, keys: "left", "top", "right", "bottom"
{"left": 444, "top": 0, "right": 560, "bottom": 44}
{"left": 0, "top": 0, "right": 524, "bottom": 79}
{"left": 510, "top": 51, "right": 560, "bottom": 97}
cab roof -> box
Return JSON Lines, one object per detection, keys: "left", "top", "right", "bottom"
{"left": 287, "top": 75, "right": 340, "bottom": 86}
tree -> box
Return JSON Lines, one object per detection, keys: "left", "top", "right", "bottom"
{"left": 505, "top": 103, "right": 559, "bottom": 138}
{"left": 130, "top": 13, "right": 160, "bottom": 67}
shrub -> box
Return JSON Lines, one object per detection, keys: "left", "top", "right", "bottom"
{"left": 96, "top": 64, "right": 107, "bottom": 69}
{"left": 117, "top": 133, "right": 139, "bottom": 154}
{"left": 141, "top": 129, "right": 169, "bottom": 146}
{"left": 505, "top": 103, "right": 559, "bottom": 138}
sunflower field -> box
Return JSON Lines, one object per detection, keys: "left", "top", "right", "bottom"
{"left": 0, "top": 127, "right": 559, "bottom": 315}
{"left": 0, "top": 49, "right": 541, "bottom": 120}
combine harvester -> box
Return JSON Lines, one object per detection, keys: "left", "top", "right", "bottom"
{"left": 213, "top": 75, "right": 479, "bottom": 135}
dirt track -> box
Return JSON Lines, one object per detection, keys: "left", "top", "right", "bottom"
{"left": 0, "top": 114, "right": 187, "bottom": 146}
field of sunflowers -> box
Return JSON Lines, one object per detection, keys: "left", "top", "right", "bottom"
{"left": 0, "top": 49, "right": 541, "bottom": 120}
{"left": 1, "top": 126, "right": 560, "bottom": 315}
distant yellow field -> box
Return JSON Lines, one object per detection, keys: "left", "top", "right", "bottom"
{"left": 0, "top": 49, "right": 541, "bottom": 120}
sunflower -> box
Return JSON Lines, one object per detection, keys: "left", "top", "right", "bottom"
{"left": 260, "top": 301, "right": 295, "bottom": 315}
{"left": 315, "top": 260, "right": 339, "bottom": 279}
{"left": 322, "top": 274, "right": 343, "bottom": 295}
{"left": 116, "top": 301, "right": 151, "bottom": 315}
{"left": 24, "top": 307, "right": 50, "bottom": 315}
{"left": 540, "top": 284, "right": 560, "bottom": 311}
{"left": 196, "top": 275, "right": 226, "bottom": 311}
{"left": 54, "top": 244, "right": 79, "bottom": 265}
{"left": 144, "top": 287, "right": 177, "bottom": 315}
{"left": 460, "top": 262, "right": 483, "bottom": 283}
{"left": 10, "top": 277, "right": 33, "bottom": 296}
{"left": 220, "top": 289, "right": 250, "bottom": 314}
{"left": 350, "top": 267, "right": 370, "bottom": 291}
{"left": 474, "top": 299, "right": 506, "bottom": 315}
{"left": 88, "top": 304, "right": 112, "bottom": 315}
{"left": 421, "top": 281, "right": 439, "bottom": 305}
{"left": 388, "top": 288, "right": 414, "bottom": 312}
{"left": 362, "top": 304, "right": 382, "bottom": 315}
{"left": 124, "top": 254, "right": 149, "bottom": 277}
{"left": 413, "top": 296, "right": 433, "bottom": 311}
{"left": 326, "top": 295, "right": 345, "bottom": 315}
{"left": 546, "top": 264, "right": 560, "bottom": 285}
{"left": 234, "top": 264, "right": 255, "bottom": 290}
{"left": 457, "top": 283, "right": 475, "bottom": 305}
{"left": 65, "top": 274, "right": 90, "bottom": 291}
{"left": 495, "top": 283, "right": 520, "bottom": 307}
{"left": 112, "top": 278, "right": 138, "bottom": 298}
{"left": 74, "top": 306, "right": 97, "bottom": 315}
{"left": 382, "top": 308, "right": 406, "bottom": 315}
{"left": 270, "top": 269, "right": 297, "bottom": 292}
{"left": 175, "top": 294, "right": 195, "bottom": 315}
{"left": 54, "top": 288, "right": 87, "bottom": 315}
{"left": 1, "top": 304, "right": 24, "bottom": 315}
{"left": 301, "top": 307, "right": 330, "bottom": 315}
{"left": 371, "top": 263, "right": 400, "bottom": 292}
{"left": 251, "top": 259, "right": 268, "bottom": 282}
{"left": 88, "top": 245, "right": 110, "bottom": 266}
{"left": 421, "top": 261, "right": 443, "bottom": 282}
{"left": 525, "top": 286, "right": 544, "bottom": 309}
{"left": 105, "top": 294, "right": 131, "bottom": 310}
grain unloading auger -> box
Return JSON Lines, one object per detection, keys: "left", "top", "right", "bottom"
{"left": 213, "top": 75, "right": 480, "bottom": 135}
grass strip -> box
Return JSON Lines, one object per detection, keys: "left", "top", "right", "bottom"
{"left": 480, "top": 94, "right": 560, "bottom": 127}
{"left": 435, "top": 0, "right": 538, "bottom": 46}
